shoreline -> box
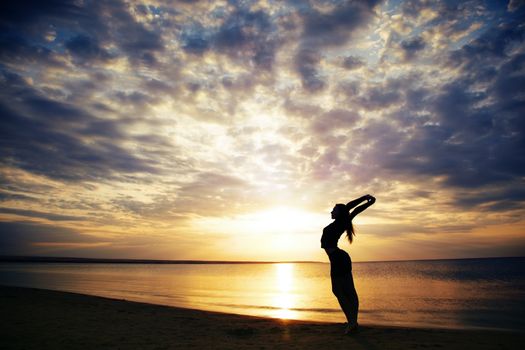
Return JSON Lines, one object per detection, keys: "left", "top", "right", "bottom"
{"left": 1, "top": 285, "right": 523, "bottom": 349}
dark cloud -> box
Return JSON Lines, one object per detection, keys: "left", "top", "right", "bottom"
{"left": 315, "top": 18, "right": 525, "bottom": 215}
{"left": 508, "top": 0, "right": 525, "bottom": 12}
{"left": 448, "top": 22, "right": 525, "bottom": 68}
{"left": 361, "top": 88, "right": 402, "bottom": 110}
{"left": 295, "top": 48, "right": 325, "bottom": 91}
{"left": 294, "top": 0, "right": 380, "bottom": 91}
{"left": 343, "top": 76, "right": 407, "bottom": 110}
{"left": 181, "top": 8, "right": 278, "bottom": 70}
{"left": 142, "top": 78, "right": 174, "bottom": 94}
{"left": 0, "top": 169, "right": 55, "bottom": 197}
{"left": 373, "top": 39, "right": 524, "bottom": 197}
{"left": 311, "top": 109, "right": 360, "bottom": 135}
{"left": 0, "top": 0, "right": 82, "bottom": 25}
{"left": 301, "top": 0, "right": 380, "bottom": 45}
{"left": 0, "top": 207, "right": 85, "bottom": 221}
{"left": 400, "top": 36, "right": 426, "bottom": 60}
{"left": 282, "top": 99, "right": 324, "bottom": 118}
{"left": 220, "top": 74, "right": 257, "bottom": 92}
{"left": 342, "top": 55, "right": 365, "bottom": 70}
{"left": 113, "top": 90, "right": 157, "bottom": 107}
{"left": 400, "top": 0, "right": 434, "bottom": 19}
{"left": 492, "top": 53, "right": 525, "bottom": 99}
{"left": 0, "top": 219, "right": 222, "bottom": 259}
{"left": 405, "top": 87, "right": 430, "bottom": 111}
{"left": 0, "top": 192, "right": 35, "bottom": 202}
{"left": 0, "top": 32, "right": 62, "bottom": 66}
{"left": 401, "top": 0, "right": 483, "bottom": 22}
{"left": 380, "top": 32, "right": 427, "bottom": 65}
{"left": 0, "top": 0, "right": 164, "bottom": 67}
{"left": 84, "top": 1, "right": 165, "bottom": 66}
{"left": 65, "top": 34, "right": 114, "bottom": 62}
{"left": 182, "top": 33, "right": 210, "bottom": 55}
{"left": 421, "top": 27, "right": 525, "bottom": 190}
{"left": 117, "top": 26, "right": 164, "bottom": 66}
{"left": 0, "top": 71, "right": 160, "bottom": 181}
{"left": 0, "top": 221, "right": 104, "bottom": 256}
{"left": 453, "top": 187, "right": 525, "bottom": 212}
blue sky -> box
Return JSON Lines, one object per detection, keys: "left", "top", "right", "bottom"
{"left": 0, "top": 0, "right": 524, "bottom": 261}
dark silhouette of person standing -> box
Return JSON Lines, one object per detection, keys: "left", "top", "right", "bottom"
{"left": 321, "top": 194, "right": 375, "bottom": 334}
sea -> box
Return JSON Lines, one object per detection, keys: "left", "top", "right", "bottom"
{"left": 1, "top": 257, "right": 524, "bottom": 332}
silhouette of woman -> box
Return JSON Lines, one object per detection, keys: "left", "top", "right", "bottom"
{"left": 321, "top": 194, "right": 375, "bottom": 334}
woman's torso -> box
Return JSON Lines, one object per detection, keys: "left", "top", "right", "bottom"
{"left": 321, "top": 221, "right": 346, "bottom": 254}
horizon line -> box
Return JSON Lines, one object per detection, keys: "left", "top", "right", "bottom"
{"left": 0, "top": 255, "right": 523, "bottom": 265}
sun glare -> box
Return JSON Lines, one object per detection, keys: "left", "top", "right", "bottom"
{"left": 247, "top": 207, "right": 319, "bottom": 234}
{"left": 192, "top": 206, "right": 327, "bottom": 260}
{"left": 272, "top": 263, "right": 297, "bottom": 319}
{"left": 195, "top": 206, "right": 325, "bottom": 237}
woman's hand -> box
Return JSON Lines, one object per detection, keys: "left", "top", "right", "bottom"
{"left": 365, "top": 194, "right": 376, "bottom": 204}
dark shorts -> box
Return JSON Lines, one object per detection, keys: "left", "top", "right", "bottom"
{"left": 329, "top": 248, "right": 352, "bottom": 277}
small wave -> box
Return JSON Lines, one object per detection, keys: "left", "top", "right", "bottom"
{"left": 211, "top": 302, "right": 340, "bottom": 313}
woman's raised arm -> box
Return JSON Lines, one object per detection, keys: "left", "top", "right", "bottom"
{"left": 349, "top": 195, "right": 375, "bottom": 220}
{"left": 345, "top": 195, "right": 371, "bottom": 210}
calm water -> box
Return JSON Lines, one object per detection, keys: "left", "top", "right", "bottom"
{"left": 1, "top": 257, "right": 524, "bottom": 331}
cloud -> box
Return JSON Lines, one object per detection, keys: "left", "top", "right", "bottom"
{"left": 0, "top": 0, "right": 165, "bottom": 68}
{"left": 0, "top": 32, "right": 64, "bottom": 68}
{"left": 0, "top": 0, "right": 82, "bottom": 25}
{"left": 182, "top": 32, "right": 210, "bottom": 55}
{"left": 448, "top": 22, "right": 525, "bottom": 68}
{"left": 181, "top": 7, "right": 279, "bottom": 70}
{"left": 65, "top": 34, "right": 114, "bottom": 62}
{"left": 294, "top": 48, "right": 325, "bottom": 91}
{"left": 0, "top": 72, "right": 160, "bottom": 181}
{"left": 0, "top": 221, "right": 104, "bottom": 256}
{"left": 379, "top": 97, "right": 521, "bottom": 188}
{"left": 361, "top": 87, "right": 403, "bottom": 110}
{"left": 0, "top": 192, "right": 35, "bottom": 202}
{"left": 300, "top": 0, "right": 380, "bottom": 45}
{"left": 173, "top": 172, "right": 249, "bottom": 216}
{"left": 341, "top": 55, "right": 365, "bottom": 70}
{"left": 294, "top": 0, "right": 380, "bottom": 91}
{"left": 508, "top": 0, "right": 525, "bottom": 12}
{"left": 453, "top": 187, "right": 525, "bottom": 212}
{"left": 311, "top": 109, "right": 361, "bottom": 135}
{"left": 400, "top": 36, "right": 426, "bottom": 60}
{"left": 0, "top": 207, "right": 85, "bottom": 221}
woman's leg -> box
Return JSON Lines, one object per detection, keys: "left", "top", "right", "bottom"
{"left": 342, "top": 273, "right": 359, "bottom": 325}
{"left": 331, "top": 275, "right": 356, "bottom": 324}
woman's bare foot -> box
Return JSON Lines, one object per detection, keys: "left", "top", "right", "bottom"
{"left": 344, "top": 322, "right": 359, "bottom": 335}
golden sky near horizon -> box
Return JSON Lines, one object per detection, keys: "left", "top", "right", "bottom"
{"left": 1, "top": 0, "right": 524, "bottom": 262}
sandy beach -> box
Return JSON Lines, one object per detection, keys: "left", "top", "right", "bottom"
{"left": 1, "top": 285, "right": 523, "bottom": 350}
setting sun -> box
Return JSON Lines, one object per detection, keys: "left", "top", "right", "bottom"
{"left": 191, "top": 206, "right": 327, "bottom": 261}
{"left": 237, "top": 207, "right": 324, "bottom": 235}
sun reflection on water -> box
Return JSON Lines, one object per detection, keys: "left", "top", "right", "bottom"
{"left": 272, "top": 263, "right": 297, "bottom": 319}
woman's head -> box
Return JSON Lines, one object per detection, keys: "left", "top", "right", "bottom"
{"left": 332, "top": 203, "right": 355, "bottom": 243}
{"left": 331, "top": 204, "right": 347, "bottom": 220}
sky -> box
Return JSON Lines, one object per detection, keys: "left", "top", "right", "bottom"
{"left": 0, "top": 0, "right": 524, "bottom": 262}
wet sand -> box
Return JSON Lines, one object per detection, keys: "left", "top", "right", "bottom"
{"left": 1, "top": 285, "right": 523, "bottom": 349}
